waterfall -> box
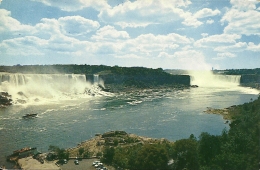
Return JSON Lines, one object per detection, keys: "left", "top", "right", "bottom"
{"left": 189, "top": 71, "right": 241, "bottom": 87}
{"left": 93, "top": 74, "right": 99, "bottom": 85}
{"left": 0, "top": 73, "right": 93, "bottom": 103}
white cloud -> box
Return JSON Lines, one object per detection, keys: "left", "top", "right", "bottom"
{"left": 0, "top": 36, "right": 47, "bottom": 56}
{"left": 214, "top": 42, "right": 248, "bottom": 52}
{"left": 0, "top": 9, "right": 34, "bottom": 34}
{"left": 195, "top": 34, "right": 241, "bottom": 47}
{"left": 201, "top": 33, "right": 208, "bottom": 37}
{"left": 247, "top": 42, "right": 260, "bottom": 52}
{"left": 98, "top": 0, "right": 199, "bottom": 28}
{"left": 115, "top": 54, "right": 143, "bottom": 59}
{"left": 181, "top": 8, "right": 220, "bottom": 27}
{"left": 59, "top": 16, "right": 100, "bottom": 36}
{"left": 230, "top": 0, "right": 258, "bottom": 10}
{"left": 31, "top": 0, "right": 110, "bottom": 11}
{"left": 35, "top": 18, "right": 61, "bottom": 38}
{"left": 206, "top": 19, "right": 214, "bottom": 24}
{"left": 181, "top": 13, "right": 203, "bottom": 27}
{"left": 91, "top": 25, "right": 130, "bottom": 41}
{"left": 217, "top": 52, "right": 236, "bottom": 58}
{"left": 221, "top": 1, "right": 260, "bottom": 36}
{"left": 121, "top": 33, "right": 192, "bottom": 56}
{"left": 194, "top": 8, "right": 221, "bottom": 18}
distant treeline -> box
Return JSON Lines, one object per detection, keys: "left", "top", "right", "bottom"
{"left": 0, "top": 64, "right": 167, "bottom": 76}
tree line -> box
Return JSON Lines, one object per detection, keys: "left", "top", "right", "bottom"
{"left": 0, "top": 64, "right": 166, "bottom": 76}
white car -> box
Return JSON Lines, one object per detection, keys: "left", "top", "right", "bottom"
{"left": 95, "top": 163, "right": 103, "bottom": 168}
{"left": 92, "top": 160, "right": 100, "bottom": 166}
{"left": 74, "top": 160, "right": 79, "bottom": 165}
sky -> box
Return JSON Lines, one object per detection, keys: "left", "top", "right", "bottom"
{"left": 0, "top": 0, "right": 259, "bottom": 70}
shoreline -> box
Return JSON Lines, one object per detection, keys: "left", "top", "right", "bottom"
{"left": 203, "top": 105, "right": 237, "bottom": 121}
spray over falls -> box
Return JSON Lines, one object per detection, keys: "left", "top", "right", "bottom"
{"left": 190, "top": 71, "right": 241, "bottom": 87}
{"left": 0, "top": 72, "right": 109, "bottom": 105}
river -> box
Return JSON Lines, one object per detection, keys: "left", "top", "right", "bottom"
{"left": 0, "top": 72, "right": 259, "bottom": 167}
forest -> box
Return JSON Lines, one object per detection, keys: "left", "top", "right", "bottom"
{"left": 99, "top": 95, "right": 260, "bottom": 170}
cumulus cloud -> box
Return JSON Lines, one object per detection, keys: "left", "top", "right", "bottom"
{"left": 98, "top": 0, "right": 198, "bottom": 28}
{"left": 115, "top": 54, "right": 143, "bottom": 59}
{"left": 214, "top": 42, "right": 248, "bottom": 52}
{"left": 0, "top": 9, "right": 34, "bottom": 34}
{"left": 59, "top": 16, "right": 100, "bottom": 36}
{"left": 181, "top": 12, "right": 203, "bottom": 27}
{"left": 182, "top": 7, "right": 220, "bottom": 27}
{"left": 0, "top": 36, "right": 47, "bottom": 56}
{"left": 195, "top": 34, "right": 241, "bottom": 47}
{"left": 201, "top": 33, "right": 208, "bottom": 38}
{"left": 247, "top": 42, "right": 260, "bottom": 52}
{"left": 221, "top": 0, "right": 260, "bottom": 36}
{"left": 217, "top": 52, "right": 236, "bottom": 58}
{"left": 121, "top": 33, "right": 192, "bottom": 56}
{"left": 194, "top": 8, "right": 221, "bottom": 18}
{"left": 206, "top": 19, "right": 214, "bottom": 24}
{"left": 230, "top": 0, "right": 258, "bottom": 10}
{"left": 31, "top": 0, "right": 110, "bottom": 11}
{"left": 91, "top": 25, "right": 130, "bottom": 41}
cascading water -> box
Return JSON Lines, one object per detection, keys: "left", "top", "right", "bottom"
{"left": 93, "top": 74, "right": 99, "bottom": 85}
{"left": 0, "top": 72, "right": 110, "bottom": 104}
{"left": 190, "top": 71, "right": 241, "bottom": 87}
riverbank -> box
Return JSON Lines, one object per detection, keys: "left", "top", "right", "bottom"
{"left": 203, "top": 105, "right": 237, "bottom": 120}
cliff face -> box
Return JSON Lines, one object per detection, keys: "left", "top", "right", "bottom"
{"left": 240, "top": 74, "right": 260, "bottom": 83}
{"left": 99, "top": 74, "right": 190, "bottom": 86}
{"left": 240, "top": 74, "right": 260, "bottom": 89}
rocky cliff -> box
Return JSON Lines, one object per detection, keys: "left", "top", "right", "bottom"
{"left": 240, "top": 74, "right": 260, "bottom": 89}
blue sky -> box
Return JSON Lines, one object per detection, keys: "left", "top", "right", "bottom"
{"left": 0, "top": 0, "right": 259, "bottom": 70}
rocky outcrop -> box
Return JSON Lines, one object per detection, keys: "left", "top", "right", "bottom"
{"left": 0, "top": 92, "right": 12, "bottom": 107}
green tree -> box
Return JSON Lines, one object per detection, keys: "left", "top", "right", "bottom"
{"left": 172, "top": 138, "right": 199, "bottom": 170}
{"left": 101, "top": 146, "right": 115, "bottom": 165}
{"left": 78, "top": 147, "right": 84, "bottom": 157}
{"left": 48, "top": 145, "right": 69, "bottom": 160}
{"left": 132, "top": 144, "right": 169, "bottom": 170}
{"left": 198, "top": 132, "right": 221, "bottom": 166}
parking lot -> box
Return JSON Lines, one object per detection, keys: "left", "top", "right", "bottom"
{"left": 59, "top": 158, "right": 114, "bottom": 170}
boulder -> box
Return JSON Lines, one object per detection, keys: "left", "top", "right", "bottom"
{"left": 0, "top": 92, "right": 12, "bottom": 107}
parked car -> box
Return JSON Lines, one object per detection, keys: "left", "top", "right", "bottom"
{"left": 56, "top": 159, "right": 67, "bottom": 165}
{"left": 92, "top": 160, "right": 100, "bottom": 166}
{"left": 74, "top": 159, "right": 79, "bottom": 165}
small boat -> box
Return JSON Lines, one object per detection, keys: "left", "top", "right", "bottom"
{"left": 22, "top": 113, "right": 37, "bottom": 118}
